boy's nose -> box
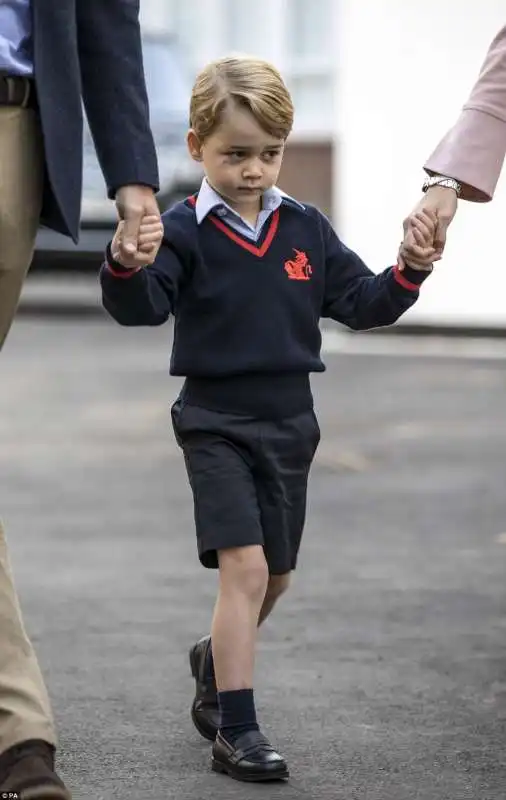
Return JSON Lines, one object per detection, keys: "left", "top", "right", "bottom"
{"left": 242, "top": 161, "right": 262, "bottom": 179}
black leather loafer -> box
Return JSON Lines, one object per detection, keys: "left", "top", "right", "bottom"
{"left": 211, "top": 730, "right": 289, "bottom": 782}
{"left": 189, "top": 635, "right": 220, "bottom": 741}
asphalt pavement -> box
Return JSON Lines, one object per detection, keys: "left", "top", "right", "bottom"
{"left": 1, "top": 310, "right": 505, "bottom": 800}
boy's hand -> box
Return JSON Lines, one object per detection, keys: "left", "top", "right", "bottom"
{"left": 399, "top": 209, "right": 440, "bottom": 271}
{"left": 111, "top": 214, "right": 164, "bottom": 269}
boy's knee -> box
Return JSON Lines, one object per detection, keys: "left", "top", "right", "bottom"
{"left": 218, "top": 545, "right": 269, "bottom": 600}
{"left": 266, "top": 572, "right": 291, "bottom": 601}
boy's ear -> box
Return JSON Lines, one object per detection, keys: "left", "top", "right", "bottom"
{"left": 187, "top": 129, "right": 203, "bottom": 162}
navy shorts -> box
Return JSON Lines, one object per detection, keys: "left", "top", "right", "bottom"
{"left": 171, "top": 396, "right": 320, "bottom": 574}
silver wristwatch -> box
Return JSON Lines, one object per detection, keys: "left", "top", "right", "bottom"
{"left": 422, "top": 174, "right": 462, "bottom": 196}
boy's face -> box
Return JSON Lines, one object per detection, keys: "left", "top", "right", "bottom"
{"left": 187, "top": 103, "right": 285, "bottom": 216}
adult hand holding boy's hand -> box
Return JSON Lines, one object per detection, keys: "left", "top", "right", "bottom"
{"left": 115, "top": 185, "right": 161, "bottom": 261}
{"left": 398, "top": 209, "right": 440, "bottom": 271}
{"left": 111, "top": 215, "right": 164, "bottom": 269}
{"left": 404, "top": 186, "right": 458, "bottom": 258}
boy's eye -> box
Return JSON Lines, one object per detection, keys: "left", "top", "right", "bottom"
{"left": 225, "top": 149, "right": 281, "bottom": 161}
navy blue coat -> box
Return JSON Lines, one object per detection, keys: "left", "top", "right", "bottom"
{"left": 33, "top": 0, "right": 159, "bottom": 242}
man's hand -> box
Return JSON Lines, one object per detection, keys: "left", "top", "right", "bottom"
{"left": 111, "top": 215, "right": 164, "bottom": 269}
{"left": 115, "top": 185, "right": 162, "bottom": 266}
{"left": 404, "top": 185, "right": 458, "bottom": 259}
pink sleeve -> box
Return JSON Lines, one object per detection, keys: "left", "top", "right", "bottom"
{"left": 424, "top": 25, "right": 506, "bottom": 202}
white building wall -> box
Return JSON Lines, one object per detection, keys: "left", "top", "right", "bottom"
{"left": 333, "top": 1, "right": 506, "bottom": 327}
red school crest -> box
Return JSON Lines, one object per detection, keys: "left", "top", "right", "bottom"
{"left": 284, "top": 249, "right": 312, "bottom": 281}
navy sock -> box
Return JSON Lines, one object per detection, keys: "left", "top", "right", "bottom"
{"left": 218, "top": 688, "right": 259, "bottom": 744}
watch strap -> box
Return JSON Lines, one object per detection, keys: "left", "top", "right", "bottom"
{"left": 422, "top": 175, "right": 462, "bottom": 196}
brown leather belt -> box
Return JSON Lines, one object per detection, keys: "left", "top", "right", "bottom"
{"left": 0, "top": 73, "right": 36, "bottom": 108}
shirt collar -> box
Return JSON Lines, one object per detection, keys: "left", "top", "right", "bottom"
{"left": 194, "top": 177, "right": 305, "bottom": 224}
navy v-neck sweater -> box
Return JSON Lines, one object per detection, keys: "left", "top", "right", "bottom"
{"left": 100, "top": 197, "right": 429, "bottom": 413}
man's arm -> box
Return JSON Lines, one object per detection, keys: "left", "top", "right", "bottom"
{"left": 76, "top": 0, "right": 161, "bottom": 259}
{"left": 76, "top": 0, "right": 159, "bottom": 196}
{"left": 425, "top": 24, "right": 506, "bottom": 202}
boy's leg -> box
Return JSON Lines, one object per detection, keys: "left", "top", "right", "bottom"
{"left": 211, "top": 545, "right": 289, "bottom": 781}
{"left": 258, "top": 573, "right": 291, "bottom": 625}
{"left": 188, "top": 571, "right": 290, "bottom": 742}
{"left": 210, "top": 404, "right": 318, "bottom": 782}
{"left": 206, "top": 570, "right": 291, "bottom": 678}
{"left": 212, "top": 545, "right": 268, "bottom": 692}
{"left": 210, "top": 545, "right": 266, "bottom": 749}
{"left": 174, "top": 403, "right": 289, "bottom": 780}
{"left": 186, "top": 407, "right": 318, "bottom": 745}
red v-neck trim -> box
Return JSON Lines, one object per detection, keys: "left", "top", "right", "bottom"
{"left": 209, "top": 210, "right": 280, "bottom": 257}
{"left": 187, "top": 194, "right": 280, "bottom": 257}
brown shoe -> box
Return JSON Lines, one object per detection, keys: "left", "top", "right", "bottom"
{"left": 0, "top": 739, "right": 71, "bottom": 799}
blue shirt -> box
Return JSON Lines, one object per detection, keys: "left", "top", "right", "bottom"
{"left": 194, "top": 177, "right": 305, "bottom": 240}
{"left": 0, "top": 0, "right": 33, "bottom": 77}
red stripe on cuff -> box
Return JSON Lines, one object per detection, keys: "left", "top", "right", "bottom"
{"left": 106, "top": 262, "right": 142, "bottom": 279}
{"left": 393, "top": 265, "right": 421, "bottom": 292}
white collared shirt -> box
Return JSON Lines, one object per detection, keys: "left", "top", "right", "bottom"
{"left": 194, "top": 177, "right": 305, "bottom": 241}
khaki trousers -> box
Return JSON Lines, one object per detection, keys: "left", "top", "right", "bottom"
{"left": 0, "top": 107, "right": 57, "bottom": 752}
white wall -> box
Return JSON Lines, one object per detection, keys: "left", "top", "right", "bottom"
{"left": 334, "top": 1, "right": 506, "bottom": 327}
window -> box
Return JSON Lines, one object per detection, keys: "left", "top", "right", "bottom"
{"left": 142, "top": 37, "right": 190, "bottom": 121}
{"left": 165, "top": 3, "right": 212, "bottom": 71}
{"left": 286, "top": 0, "right": 333, "bottom": 60}
{"left": 161, "top": 0, "right": 336, "bottom": 135}
{"left": 223, "top": 0, "right": 277, "bottom": 58}
{"left": 285, "top": 0, "right": 334, "bottom": 133}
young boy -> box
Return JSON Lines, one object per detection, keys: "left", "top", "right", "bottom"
{"left": 100, "top": 55, "right": 437, "bottom": 783}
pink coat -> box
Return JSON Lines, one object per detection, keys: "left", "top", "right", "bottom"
{"left": 424, "top": 25, "right": 506, "bottom": 202}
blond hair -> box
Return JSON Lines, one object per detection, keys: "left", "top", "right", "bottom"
{"left": 189, "top": 55, "right": 294, "bottom": 142}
